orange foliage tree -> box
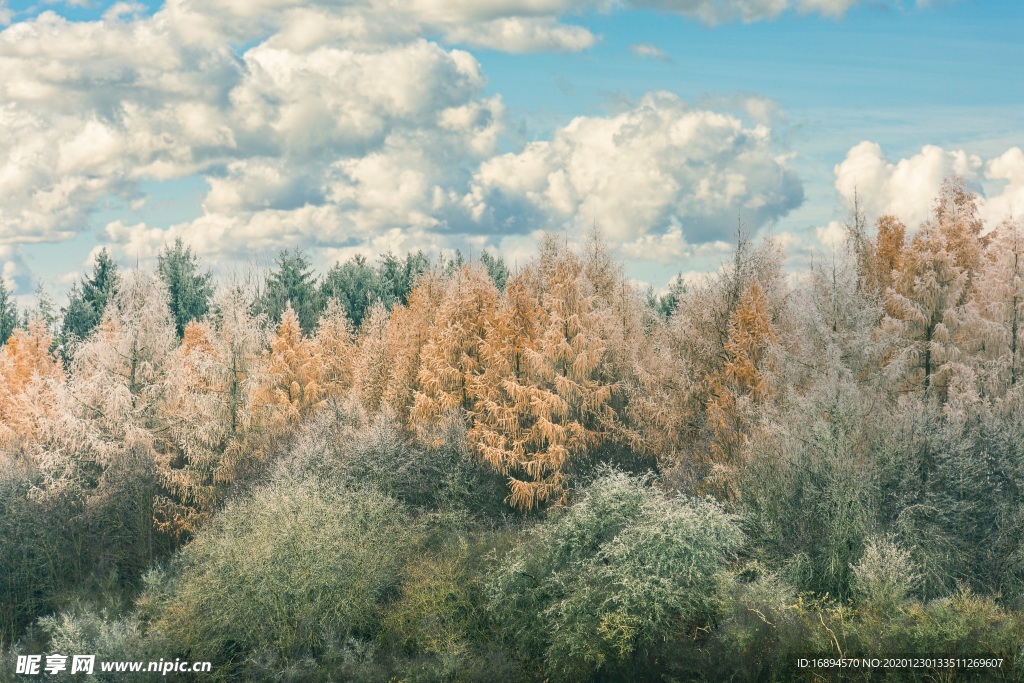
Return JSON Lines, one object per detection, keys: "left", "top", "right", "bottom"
{"left": 883, "top": 178, "right": 981, "bottom": 397}
{"left": 469, "top": 239, "right": 616, "bottom": 510}
{"left": 255, "top": 304, "right": 323, "bottom": 429}
{"left": 413, "top": 266, "right": 499, "bottom": 421}
{"left": 0, "top": 320, "right": 64, "bottom": 446}
{"left": 157, "top": 285, "right": 265, "bottom": 539}
{"left": 704, "top": 282, "right": 777, "bottom": 500}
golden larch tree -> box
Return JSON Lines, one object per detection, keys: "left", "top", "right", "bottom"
{"left": 0, "top": 320, "right": 64, "bottom": 446}
{"left": 255, "top": 304, "right": 323, "bottom": 429}
{"left": 157, "top": 285, "right": 266, "bottom": 538}
{"left": 704, "top": 281, "right": 778, "bottom": 500}
{"left": 413, "top": 265, "right": 499, "bottom": 424}
{"left": 380, "top": 271, "right": 445, "bottom": 421}
{"left": 883, "top": 181, "right": 981, "bottom": 398}
{"left": 313, "top": 298, "right": 357, "bottom": 399}
{"left": 469, "top": 239, "right": 615, "bottom": 510}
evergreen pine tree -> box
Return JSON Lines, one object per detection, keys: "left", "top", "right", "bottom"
{"left": 59, "top": 248, "right": 119, "bottom": 358}
{"left": 157, "top": 238, "right": 214, "bottom": 338}
{"left": 0, "top": 278, "right": 17, "bottom": 346}
{"left": 256, "top": 249, "right": 322, "bottom": 333}
{"left": 321, "top": 254, "right": 377, "bottom": 329}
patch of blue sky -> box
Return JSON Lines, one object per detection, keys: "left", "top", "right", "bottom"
{"left": 5, "top": 0, "right": 163, "bottom": 22}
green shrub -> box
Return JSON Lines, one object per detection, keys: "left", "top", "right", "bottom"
{"left": 145, "top": 480, "right": 416, "bottom": 675}
{"left": 488, "top": 470, "right": 744, "bottom": 681}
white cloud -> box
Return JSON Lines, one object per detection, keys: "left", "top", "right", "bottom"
{"left": 0, "top": 0, "right": 846, "bottom": 273}
{"left": 465, "top": 91, "right": 802, "bottom": 245}
{"left": 834, "top": 142, "right": 1023, "bottom": 229}
{"left": 620, "top": 225, "right": 733, "bottom": 263}
{"left": 630, "top": 42, "right": 668, "bottom": 60}
{"left": 629, "top": 0, "right": 866, "bottom": 24}
{"left": 815, "top": 219, "right": 846, "bottom": 248}
{"left": 983, "top": 147, "right": 1024, "bottom": 224}
{"left": 0, "top": 244, "right": 31, "bottom": 294}
{"left": 442, "top": 17, "right": 597, "bottom": 53}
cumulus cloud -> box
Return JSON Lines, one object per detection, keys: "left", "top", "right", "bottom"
{"left": 620, "top": 225, "right": 732, "bottom": 264}
{"left": 464, "top": 91, "right": 803, "bottom": 246}
{"left": 0, "top": 244, "right": 32, "bottom": 294}
{"left": 0, "top": 0, "right": 843, "bottom": 273}
{"left": 834, "top": 142, "right": 1024, "bottom": 229}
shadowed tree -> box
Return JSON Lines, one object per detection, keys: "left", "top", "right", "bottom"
{"left": 480, "top": 250, "right": 509, "bottom": 291}
{"left": 256, "top": 248, "right": 322, "bottom": 333}
{"left": 157, "top": 238, "right": 214, "bottom": 338}
{"left": 0, "top": 278, "right": 17, "bottom": 346}
{"left": 59, "top": 248, "right": 119, "bottom": 360}
{"left": 321, "top": 254, "right": 377, "bottom": 329}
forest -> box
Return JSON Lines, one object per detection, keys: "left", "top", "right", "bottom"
{"left": 2, "top": 176, "right": 1024, "bottom": 681}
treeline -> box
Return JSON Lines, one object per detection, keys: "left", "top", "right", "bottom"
{"left": 2, "top": 176, "right": 1024, "bottom": 681}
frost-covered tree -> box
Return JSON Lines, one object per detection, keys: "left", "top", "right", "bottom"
{"left": 157, "top": 283, "right": 266, "bottom": 538}
{"left": 966, "top": 217, "right": 1024, "bottom": 394}
{"left": 883, "top": 184, "right": 981, "bottom": 397}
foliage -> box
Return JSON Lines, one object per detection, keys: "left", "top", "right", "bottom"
{"left": 145, "top": 481, "right": 416, "bottom": 674}
{"left": 157, "top": 238, "right": 214, "bottom": 338}
{"left": 0, "top": 279, "right": 16, "bottom": 346}
{"left": 59, "top": 248, "right": 119, "bottom": 361}
{"left": 256, "top": 248, "right": 322, "bottom": 333}
{"left": 488, "top": 471, "right": 743, "bottom": 680}
{"left": 8, "top": 175, "right": 1024, "bottom": 680}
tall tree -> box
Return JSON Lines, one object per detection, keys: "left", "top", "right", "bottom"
{"left": 321, "top": 254, "right": 377, "bottom": 329}
{"left": 703, "top": 282, "right": 778, "bottom": 500}
{"left": 0, "top": 278, "right": 17, "bottom": 346}
{"left": 468, "top": 238, "right": 616, "bottom": 510}
{"left": 376, "top": 250, "right": 430, "bottom": 308}
{"left": 256, "top": 249, "right": 322, "bottom": 333}
{"left": 0, "top": 320, "right": 64, "bottom": 445}
{"left": 59, "top": 248, "right": 119, "bottom": 358}
{"left": 158, "top": 284, "right": 266, "bottom": 538}
{"left": 157, "top": 238, "right": 214, "bottom": 338}
{"left": 413, "top": 266, "right": 499, "bottom": 421}
{"left": 32, "top": 282, "right": 58, "bottom": 337}
{"left": 967, "top": 217, "right": 1024, "bottom": 394}
{"left": 884, "top": 178, "right": 981, "bottom": 398}
{"left": 480, "top": 250, "right": 509, "bottom": 291}
{"left": 254, "top": 304, "right": 323, "bottom": 429}
{"left": 313, "top": 299, "right": 357, "bottom": 399}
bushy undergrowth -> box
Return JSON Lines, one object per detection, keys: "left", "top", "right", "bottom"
{"left": 488, "top": 471, "right": 744, "bottom": 681}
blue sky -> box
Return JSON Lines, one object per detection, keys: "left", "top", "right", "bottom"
{"left": 1, "top": 0, "right": 1022, "bottom": 301}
